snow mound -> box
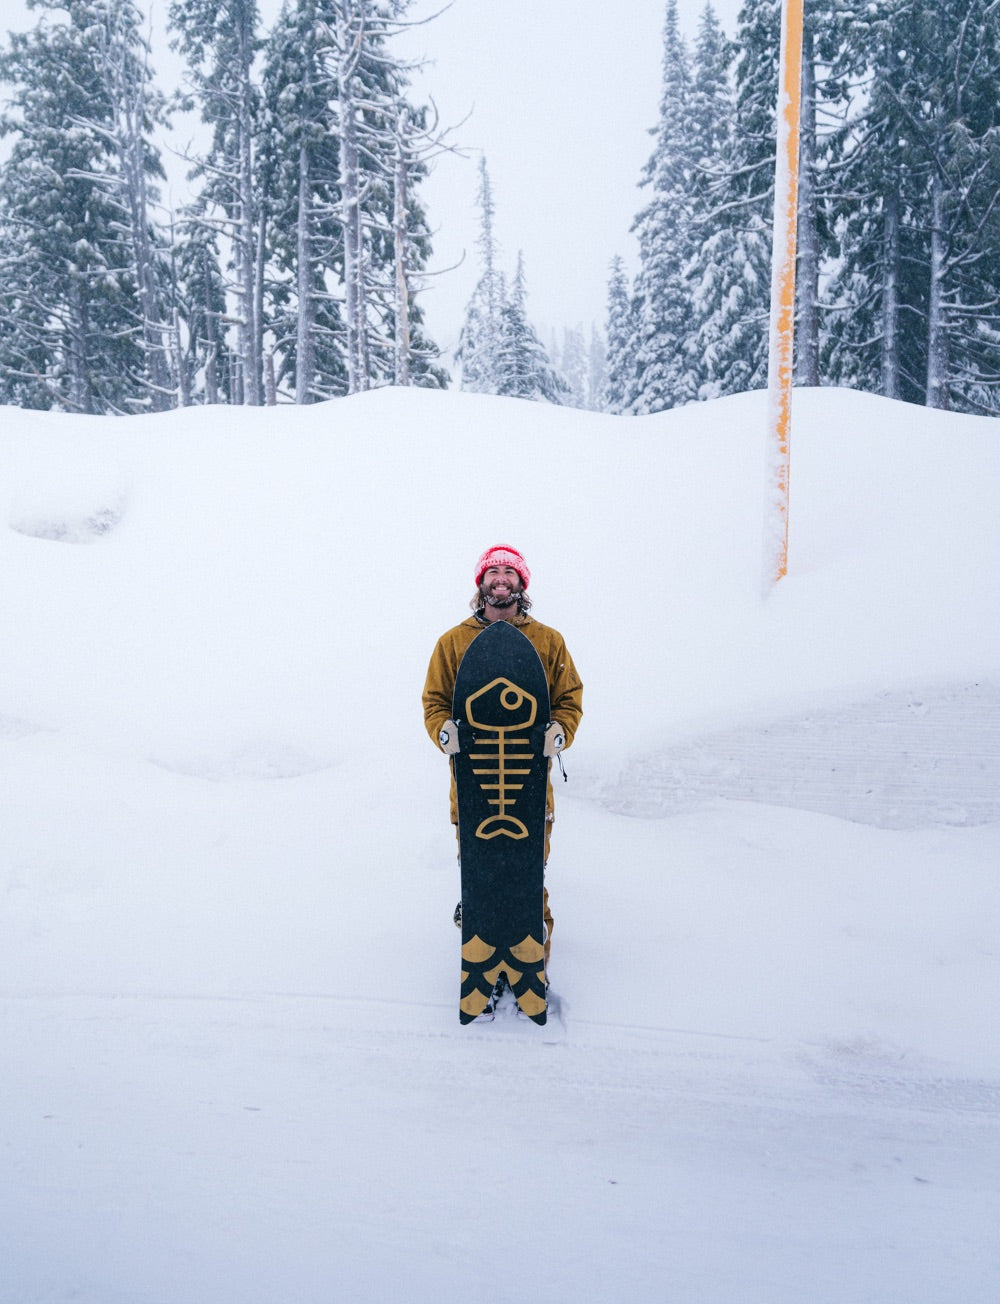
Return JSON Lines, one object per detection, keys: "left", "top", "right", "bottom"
{"left": 148, "top": 731, "right": 337, "bottom": 782}
{"left": 8, "top": 452, "right": 128, "bottom": 544}
{"left": 0, "top": 714, "right": 46, "bottom": 740}
{"left": 598, "top": 681, "right": 1000, "bottom": 829}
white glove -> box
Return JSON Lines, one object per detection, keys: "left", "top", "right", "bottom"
{"left": 543, "top": 721, "right": 567, "bottom": 758}
{"left": 439, "top": 719, "right": 461, "bottom": 755}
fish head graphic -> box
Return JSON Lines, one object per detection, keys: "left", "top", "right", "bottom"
{"left": 464, "top": 676, "right": 538, "bottom": 732}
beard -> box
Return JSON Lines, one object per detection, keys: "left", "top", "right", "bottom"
{"left": 481, "top": 581, "right": 519, "bottom": 609}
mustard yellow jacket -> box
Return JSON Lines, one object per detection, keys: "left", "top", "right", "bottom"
{"left": 422, "top": 613, "right": 584, "bottom": 825}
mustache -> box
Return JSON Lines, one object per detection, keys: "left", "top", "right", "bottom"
{"left": 480, "top": 581, "right": 519, "bottom": 607}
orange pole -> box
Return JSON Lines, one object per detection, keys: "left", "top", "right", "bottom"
{"left": 764, "top": 0, "right": 803, "bottom": 590}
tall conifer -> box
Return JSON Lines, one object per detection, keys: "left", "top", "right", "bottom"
{"left": 0, "top": 0, "right": 171, "bottom": 412}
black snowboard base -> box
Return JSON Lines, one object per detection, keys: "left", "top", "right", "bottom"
{"left": 452, "top": 621, "right": 550, "bottom": 1026}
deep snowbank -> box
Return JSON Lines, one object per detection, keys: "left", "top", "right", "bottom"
{"left": 1, "top": 386, "right": 998, "bottom": 1304}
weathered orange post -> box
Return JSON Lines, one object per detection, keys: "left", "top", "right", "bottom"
{"left": 763, "top": 0, "right": 804, "bottom": 591}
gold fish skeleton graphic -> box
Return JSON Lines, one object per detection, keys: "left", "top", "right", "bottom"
{"left": 463, "top": 676, "right": 539, "bottom": 840}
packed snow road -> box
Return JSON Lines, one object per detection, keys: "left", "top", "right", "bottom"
{"left": 3, "top": 990, "right": 998, "bottom": 1304}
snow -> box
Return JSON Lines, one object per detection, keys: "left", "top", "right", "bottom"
{"left": 2, "top": 385, "right": 999, "bottom": 1302}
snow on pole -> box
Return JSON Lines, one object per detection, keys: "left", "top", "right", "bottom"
{"left": 763, "top": 0, "right": 804, "bottom": 592}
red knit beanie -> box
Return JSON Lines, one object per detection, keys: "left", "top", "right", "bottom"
{"left": 475, "top": 544, "right": 531, "bottom": 589}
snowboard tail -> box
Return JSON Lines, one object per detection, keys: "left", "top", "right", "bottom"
{"left": 460, "top": 932, "right": 547, "bottom": 1023}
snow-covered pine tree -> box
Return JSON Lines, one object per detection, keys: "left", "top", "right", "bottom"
{"left": 87, "top": 0, "right": 177, "bottom": 407}
{"left": 258, "top": 0, "right": 347, "bottom": 401}
{"left": 905, "top": 0, "right": 1000, "bottom": 410}
{"left": 170, "top": 223, "right": 231, "bottom": 404}
{"left": 0, "top": 0, "right": 172, "bottom": 412}
{"left": 457, "top": 158, "right": 505, "bottom": 393}
{"left": 258, "top": 0, "right": 443, "bottom": 400}
{"left": 603, "top": 254, "right": 636, "bottom": 413}
{"left": 457, "top": 164, "right": 564, "bottom": 404}
{"left": 905, "top": 0, "right": 1000, "bottom": 413}
{"left": 794, "top": 7, "right": 821, "bottom": 387}
{"left": 559, "top": 326, "right": 588, "bottom": 408}
{"left": 494, "top": 253, "right": 568, "bottom": 404}
{"left": 824, "top": 0, "right": 1000, "bottom": 413}
{"left": 170, "top": 0, "right": 267, "bottom": 404}
{"left": 821, "top": 1, "right": 926, "bottom": 402}
{"left": 684, "top": 0, "right": 771, "bottom": 400}
{"left": 682, "top": 3, "right": 739, "bottom": 399}
{"left": 686, "top": 3, "right": 732, "bottom": 185}
{"left": 587, "top": 324, "right": 608, "bottom": 412}
{"left": 789, "top": 2, "right": 854, "bottom": 388}
{"left": 380, "top": 101, "right": 448, "bottom": 391}
{"left": 628, "top": 0, "right": 696, "bottom": 413}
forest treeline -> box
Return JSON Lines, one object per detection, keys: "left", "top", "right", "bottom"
{"left": 0, "top": 0, "right": 447, "bottom": 413}
{"left": 608, "top": 0, "right": 1000, "bottom": 416}
{"left": 2, "top": 0, "right": 999, "bottom": 415}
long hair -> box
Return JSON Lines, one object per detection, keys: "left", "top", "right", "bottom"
{"left": 469, "top": 585, "right": 533, "bottom": 615}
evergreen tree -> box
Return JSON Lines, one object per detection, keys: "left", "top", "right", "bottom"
{"left": 457, "top": 167, "right": 564, "bottom": 404}
{"left": 323, "top": 0, "right": 443, "bottom": 392}
{"left": 387, "top": 103, "right": 448, "bottom": 390}
{"left": 683, "top": 1, "right": 770, "bottom": 399}
{"left": 604, "top": 254, "right": 636, "bottom": 413}
{"left": 0, "top": 0, "right": 172, "bottom": 412}
{"left": 170, "top": 222, "right": 232, "bottom": 404}
{"left": 559, "top": 325, "right": 588, "bottom": 408}
{"left": 822, "top": 1, "right": 926, "bottom": 402}
{"left": 494, "top": 253, "right": 568, "bottom": 404}
{"left": 824, "top": 0, "right": 1000, "bottom": 412}
{"left": 258, "top": 0, "right": 345, "bottom": 402}
{"left": 92, "top": 0, "right": 177, "bottom": 406}
{"left": 902, "top": 0, "right": 1000, "bottom": 412}
{"left": 628, "top": 0, "right": 696, "bottom": 413}
{"left": 457, "top": 158, "right": 506, "bottom": 393}
{"left": 256, "top": 0, "right": 444, "bottom": 400}
{"left": 170, "top": 0, "right": 267, "bottom": 404}
{"left": 587, "top": 324, "right": 608, "bottom": 412}
{"left": 789, "top": 2, "right": 854, "bottom": 387}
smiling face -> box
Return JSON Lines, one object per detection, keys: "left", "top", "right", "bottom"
{"left": 480, "top": 565, "right": 522, "bottom": 609}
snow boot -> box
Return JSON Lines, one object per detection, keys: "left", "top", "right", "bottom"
{"left": 481, "top": 972, "right": 509, "bottom": 1017}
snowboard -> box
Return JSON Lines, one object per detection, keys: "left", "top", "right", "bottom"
{"left": 452, "top": 619, "right": 550, "bottom": 1025}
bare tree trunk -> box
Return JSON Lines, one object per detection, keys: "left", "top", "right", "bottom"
{"left": 236, "top": 1, "right": 262, "bottom": 405}
{"left": 393, "top": 111, "right": 411, "bottom": 387}
{"left": 293, "top": 2, "right": 317, "bottom": 403}
{"left": 254, "top": 188, "right": 268, "bottom": 397}
{"left": 67, "top": 278, "right": 93, "bottom": 413}
{"left": 881, "top": 184, "right": 901, "bottom": 400}
{"left": 341, "top": 98, "right": 362, "bottom": 392}
{"left": 203, "top": 242, "right": 220, "bottom": 405}
{"left": 925, "top": 174, "right": 949, "bottom": 409}
{"left": 264, "top": 349, "right": 277, "bottom": 404}
{"left": 295, "top": 130, "right": 315, "bottom": 403}
{"left": 173, "top": 307, "right": 191, "bottom": 406}
{"left": 338, "top": 9, "right": 369, "bottom": 394}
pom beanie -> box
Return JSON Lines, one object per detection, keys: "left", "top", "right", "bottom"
{"left": 474, "top": 544, "right": 531, "bottom": 589}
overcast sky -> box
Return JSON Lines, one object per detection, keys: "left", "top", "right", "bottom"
{"left": 2, "top": 0, "right": 747, "bottom": 359}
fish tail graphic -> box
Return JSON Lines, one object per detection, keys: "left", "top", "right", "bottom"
{"left": 475, "top": 814, "right": 530, "bottom": 841}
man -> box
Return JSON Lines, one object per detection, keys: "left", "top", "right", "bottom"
{"left": 422, "top": 544, "right": 583, "bottom": 964}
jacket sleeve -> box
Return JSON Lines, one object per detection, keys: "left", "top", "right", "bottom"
{"left": 547, "top": 636, "right": 583, "bottom": 749}
{"left": 422, "top": 631, "right": 461, "bottom": 750}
